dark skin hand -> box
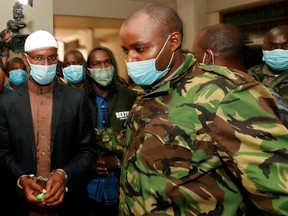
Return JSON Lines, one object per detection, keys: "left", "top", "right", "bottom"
{"left": 20, "top": 171, "right": 67, "bottom": 206}
{"left": 20, "top": 177, "right": 45, "bottom": 205}
{"left": 96, "top": 153, "right": 119, "bottom": 176}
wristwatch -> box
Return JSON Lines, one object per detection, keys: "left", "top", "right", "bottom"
{"left": 1, "top": 52, "right": 10, "bottom": 58}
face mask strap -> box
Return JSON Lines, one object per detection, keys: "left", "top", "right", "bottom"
{"left": 25, "top": 53, "right": 31, "bottom": 65}
{"left": 208, "top": 49, "right": 215, "bottom": 65}
{"left": 202, "top": 52, "right": 207, "bottom": 64}
{"left": 202, "top": 49, "right": 215, "bottom": 65}
{"left": 156, "top": 34, "right": 172, "bottom": 60}
{"left": 165, "top": 52, "right": 175, "bottom": 71}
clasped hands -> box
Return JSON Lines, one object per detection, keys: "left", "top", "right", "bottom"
{"left": 20, "top": 170, "right": 67, "bottom": 207}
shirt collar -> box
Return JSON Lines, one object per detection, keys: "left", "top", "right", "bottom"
{"left": 28, "top": 77, "right": 54, "bottom": 95}
{"left": 143, "top": 52, "right": 196, "bottom": 97}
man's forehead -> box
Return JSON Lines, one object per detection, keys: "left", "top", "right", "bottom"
{"left": 120, "top": 15, "right": 159, "bottom": 44}
{"left": 8, "top": 62, "right": 25, "bottom": 68}
{"left": 268, "top": 34, "right": 288, "bottom": 44}
{"left": 65, "top": 53, "right": 82, "bottom": 61}
{"left": 122, "top": 14, "right": 156, "bottom": 33}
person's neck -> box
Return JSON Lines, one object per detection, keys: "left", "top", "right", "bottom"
{"left": 216, "top": 59, "right": 246, "bottom": 72}
{"left": 92, "top": 81, "right": 108, "bottom": 96}
{"left": 9, "top": 82, "right": 17, "bottom": 90}
{"left": 268, "top": 67, "right": 286, "bottom": 75}
{"left": 72, "top": 80, "right": 84, "bottom": 89}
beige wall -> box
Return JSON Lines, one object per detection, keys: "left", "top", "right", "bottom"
{"left": 178, "top": 0, "right": 206, "bottom": 50}
{"left": 1, "top": 0, "right": 276, "bottom": 52}
{"left": 52, "top": 0, "right": 177, "bottom": 81}
{"left": 53, "top": 0, "right": 176, "bottom": 19}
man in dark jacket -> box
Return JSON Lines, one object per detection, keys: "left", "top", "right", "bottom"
{"left": 85, "top": 46, "right": 137, "bottom": 216}
{"left": 0, "top": 30, "right": 97, "bottom": 216}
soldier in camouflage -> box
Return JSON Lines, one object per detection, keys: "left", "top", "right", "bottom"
{"left": 115, "top": 4, "right": 288, "bottom": 216}
{"left": 248, "top": 25, "right": 288, "bottom": 101}
{"left": 117, "top": 4, "right": 288, "bottom": 215}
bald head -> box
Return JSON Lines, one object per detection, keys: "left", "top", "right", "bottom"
{"left": 263, "top": 25, "right": 288, "bottom": 50}
{"left": 123, "top": 3, "right": 183, "bottom": 39}
{"left": 64, "top": 49, "right": 84, "bottom": 61}
{"left": 63, "top": 49, "right": 85, "bottom": 67}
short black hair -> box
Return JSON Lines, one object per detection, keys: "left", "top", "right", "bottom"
{"left": 125, "top": 3, "right": 183, "bottom": 40}
{"left": 85, "top": 46, "right": 122, "bottom": 97}
{"left": 200, "top": 23, "right": 245, "bottom": 60}
{"left": 6, "top": 57, "right": 26, "bottom": 73}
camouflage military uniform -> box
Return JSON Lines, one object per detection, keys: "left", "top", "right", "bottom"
{"left": 248, "top": 63, "right": 288, "bottom": 101}
{"left": 119, "top": 53, "right": 288, "bottom": 215}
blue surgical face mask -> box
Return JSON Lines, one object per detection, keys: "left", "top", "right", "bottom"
{"left": 63, "top": 65, "right": 84, "bottom": 83}
{"left": 29, "top": 63, "right": 57, "bottom": 85}
{"left": 9, "top": 69, "right": 28, "bottom": 85}
{"left": 126, "top": 35, "right": 174, "bottom": 86}
{"left": 262, "top": 49, "right": 288, "bottom": 71}
{"left": 88, "top": 66, "right": 114, "bottom": 86}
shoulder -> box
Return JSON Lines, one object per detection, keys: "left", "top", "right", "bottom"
{"left": 197, "top": 64, "right": 258, "bottom": 89}
{"left": 247, "top": 63, "right": 265, "bottom": 74}
{"left": 0, "top": 89, "right": 22, "bottom": 111}
{"left": 116, "top": 84, "right": 138, "bottom": 97}
{"left": 247, "top": 63, "right": 265, "bottom": 81}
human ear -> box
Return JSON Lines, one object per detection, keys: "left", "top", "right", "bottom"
{"left": 170, "top": 32, "right": 182, "bottom": 52}
{"left": 22, "top": 53, "right": 29, "bottom": 66}
{"left": 204, "top": 50, "right": 214, "bottom": 65}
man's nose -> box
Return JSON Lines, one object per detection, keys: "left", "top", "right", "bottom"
{"left": 43, "top": 59, "right": 50, "bottom": 66}
{"left": 126, "top": 51, "right": 137, "bottom": 63}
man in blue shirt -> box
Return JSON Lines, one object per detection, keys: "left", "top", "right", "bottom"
{"left": 85, "top": 46, "right": 137, "bottom": 216}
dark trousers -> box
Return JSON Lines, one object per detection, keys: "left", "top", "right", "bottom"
{"left": 88, "top": 198, "right": 118, "bottom": 216}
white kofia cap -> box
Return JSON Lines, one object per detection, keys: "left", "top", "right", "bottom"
{"left": 24, "top": 30, "right": 58, "bottom": 52}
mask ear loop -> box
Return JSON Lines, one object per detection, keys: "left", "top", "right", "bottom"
{"left": 165, "top": 52, "right": 175, "bottom": 70}
{"left": 23, "top": 53, "right": 32, "bottom": 73}
{"left": 202, "top": 52, "right": 207, "bottom": 64}
{"left": 156, "top": 34, "right": 172, "bottom": 60}
{"left": 24, "top": 53, "right": 31, "bottom": 64}
{"left": 155, "top": 34, "right": 173, "bottom": 72}
{"left": 202, "top": 50, "right": 215, "bottom": 65}
{"left": 207, "top": 49, "right": 215, "bottom": 65}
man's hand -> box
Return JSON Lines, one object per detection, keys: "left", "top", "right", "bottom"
{"left": 96, "top": 153, "right": 120, "bottom": 176}
{"left": 20, "top": 176, "right": 46, "bottom": 205}
{"left": 1, "top": 30, "right": 12, "bottom": 53}
{"left": 41, "top": 171, "right": 67, "bottom": 206}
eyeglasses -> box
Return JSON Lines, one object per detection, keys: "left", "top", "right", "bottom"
{"left": 26, "top": 53, "right": 58, "bottom": 64}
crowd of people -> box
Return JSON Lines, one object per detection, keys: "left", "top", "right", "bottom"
{"left": 0, "top": 2, "right": 288, "bottom": 216}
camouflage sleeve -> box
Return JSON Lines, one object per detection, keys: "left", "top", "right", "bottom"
{"left": 212, "top": 82, "right": 288, "bottom": 215}
{"left": 247, "top": 64, "right": 264, "bottom": 82}
{"left": 96, "top": 128, "right": 124, "bottom": 155}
